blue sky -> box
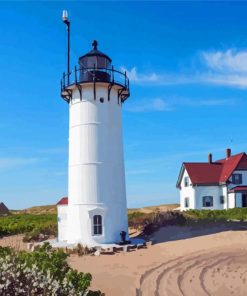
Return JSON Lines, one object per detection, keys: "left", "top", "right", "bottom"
{"left": 1, "top": 2, "right": 247, "bottom": 209}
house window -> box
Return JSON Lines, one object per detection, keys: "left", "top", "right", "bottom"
{"left": 232, "top": 174, "right": 242, "bottom": 185}
{"left": 203, "top": 196, "right": 213, "bottom": 207}
{"left": 184, "top": 177, "right": 189, "bottom": 187}
{"left": 184, "top": 197, "right": 190, "bottom": 208}
{"left": 220, "top": 196, "right": 225, "bottom": 204}
{"left": 93, "top": 215, "right": 102, "bottom": 235}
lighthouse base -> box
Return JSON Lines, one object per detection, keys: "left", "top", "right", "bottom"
{"left": 41, "top": 237, "right": 146, "bottom": 251}
{"left": 57, "top": 203, "right": 129, "bottom": 246}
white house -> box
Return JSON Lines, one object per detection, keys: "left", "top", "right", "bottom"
{"left": 177, "top": 149, "right": 247, "bottom": 211}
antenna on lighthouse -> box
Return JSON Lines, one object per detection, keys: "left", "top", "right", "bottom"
{"left": 62, "top": 10, "right": 70, "bottom": 85}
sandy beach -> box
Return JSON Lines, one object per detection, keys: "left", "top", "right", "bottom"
{"left": 1, "top": 223, "right": 247, "bottom": 296}
{"left": 69, "top": 223, "right": 247, "bottom": 296}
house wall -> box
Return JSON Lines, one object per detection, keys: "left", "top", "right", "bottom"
{"left": 57, "top": 205, "right": 68, "bottom": 241}
{"left": 227, "top": 170, "right": 247, "bottom": 208}
{"left": 222, "top": 186, "right": 228, "bottom": 209}
{"left": 235, "top": 193, "right": 243, "bottom": 208}
{"left": 228, "top": 193, "right": 235, "bottom": 209}
{"left": 179, "top": 168, "right": 228, "bottom": 210}
{"left": 228, "top": 170, "right": 247, "bottom": 190}
{"left": 194, "top": 186, "right": 226, "bottom": 210}
{"left": 180, "top": 169, "right": 195, "bottom": 211}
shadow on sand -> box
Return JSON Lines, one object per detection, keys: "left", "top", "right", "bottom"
{"left": 136, "top": 221, "right": 247, "bottom": 245}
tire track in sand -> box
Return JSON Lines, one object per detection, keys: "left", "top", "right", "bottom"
{"left": 136, "top": 251, "right": 205, "bottom": 296}
{"left": 137, "top": 250, "right": 247, "bottom": 296}
{"left": 156, "top": 253, "right": 229, "bottom": 296}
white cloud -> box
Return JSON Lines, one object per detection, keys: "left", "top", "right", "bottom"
{"left": 202, "top": 49, "right": 247, "bottom": 73}
{"left": 124, "top": 96, "right": 236, "bottom": 113}
{"left": 121, "top": 66, "right": 193, "bottom": 86}
{"left": 121, "top": 67, "right": 158, "bottom": 83}
{"left": 200, "top": 49, "right": 247, "bottom": 88}
{"left": 124, "top": 98, "right": 172, "bottom": 112}
{"left": 174, "top": 97, "right": 236, "bottom": 107}
{"left": 123, "top": 49, "right": 247, "bottom": 89}
{"left": 201, "top": 73, "right": 247, "bottom": 89}
{"left": 0, "top": 157, "right": 39, "bottom": 170}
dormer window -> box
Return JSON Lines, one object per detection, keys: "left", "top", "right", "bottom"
{"left": 184, "top": 176, "right": 189, "bottom": 187}
{"left": 232, "top": 174, "right": 242, "bottom": 185}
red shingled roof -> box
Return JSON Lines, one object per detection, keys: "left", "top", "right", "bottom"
{"left": 57, "top": 197, "right": 68, "bottom": 205}
{"left": 184, "top": 162, "right": 223, "bottom": 185}
{"left": 237, "top": 154, "right": 247, "bottom": 170}
{"left": 217, "top": 153, "right": 245, "bottom": 182}
{"left": 177, "top": 152, "right": 247, "bottom": 187}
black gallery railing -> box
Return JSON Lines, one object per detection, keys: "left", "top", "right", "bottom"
{"left": 61, "top": 66, "right": 130, "bottom": 92}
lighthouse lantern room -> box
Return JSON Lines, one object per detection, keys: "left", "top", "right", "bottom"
{"left": 57, "top": 33, "right": 130, "bottom": 246}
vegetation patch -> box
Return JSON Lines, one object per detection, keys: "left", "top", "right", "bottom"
{"left": 185, "top": 208, "right": 247, "bottom": 222}
{"left": 0, "top": 242, "right": 103, "bottom": 295}
{"left": 129, "top": 210, "right": 187, "bottom": 235}
{"left": 14, "top": 205, "right": 57, "bottom": 215}
{"left": 4, "top": 206, "right": 247, "bottom": 243}
{"left": 0, "top": 214, "right": 57, "bottom": 241}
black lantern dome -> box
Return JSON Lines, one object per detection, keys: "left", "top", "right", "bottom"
{"left": 61, "top": 40, "right": 130, "bottom": 103}
{"left": 79, "top": 40, "right": 112, "bottom": 66}
{"left": 78, "top": 40, "right": 112, "bottom": 83}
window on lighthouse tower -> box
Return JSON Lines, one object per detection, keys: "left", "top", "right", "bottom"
{"left": 93, "top": 215, "right": 102, "bottom": 235}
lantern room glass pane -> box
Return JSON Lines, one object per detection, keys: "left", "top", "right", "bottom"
{"left": 82, "top": 56, "right": 97, "bottom": 68}
{"left": 97, "top": 57, "right": 110, "bottom": 69}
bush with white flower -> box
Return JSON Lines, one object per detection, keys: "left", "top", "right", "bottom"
{"left": 0, "top": 243, "right": 104, "bottom": 296}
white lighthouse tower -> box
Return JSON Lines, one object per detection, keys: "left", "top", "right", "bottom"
{"left": 57, "top": 39, "right": 130, "bottom": 246}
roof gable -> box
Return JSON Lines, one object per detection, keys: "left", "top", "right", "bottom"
{"left": 218, "top": 153, "right": 244, "bottom": 182}
{"left": 236, "top": 153, "right": 247, "bottom": 170}
{"left": 57, "top": 197, "right": 68, "bottom": 205}
{"left": 176, "top": 164, "right": 186, "bottom": 188}
{"left": 0, "top": 202, "right": 9, "bottom": 215}
{"left": 177, "top": 152, "right": 247, "bottom": 187}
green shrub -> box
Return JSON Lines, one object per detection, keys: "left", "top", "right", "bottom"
{"left": 186, "top": 208, "right": 247, "bottom": 221}
{"left": 128, "top": 211, "right": 147, "bottom": 229}
{"left": 129, "top": 210, "right": 187, "bottom": 235}
{"left": 0, "top": 214, "right": 57, "bottom": 241}
{"left": 0, "top": 243, "right": 104, "bottom": 295}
